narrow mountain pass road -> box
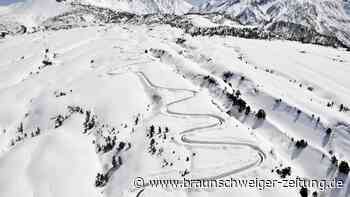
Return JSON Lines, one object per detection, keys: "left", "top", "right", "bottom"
{"left": 131, "top": 71, "right": 266, "bottom": 196}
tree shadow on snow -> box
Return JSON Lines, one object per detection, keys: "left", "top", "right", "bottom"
{"left": 322, "top": 134, "right": 331, "bottom": 147}
{"left": 272, "top": 102, "right": 281, "bottom": 111}
{"left": 328, "top": 172, "right": 349, "bottom": 197}
{"left": 293, "top": 113, "right": 301, "bottom": 122}
{"left": 291, "top": 148, "right": 303, "bottom": 160}
{"left": 241, "top": 114, "right": 249, "bottom": 123}
{"left": 326, "top": 165, "right": 338, "bottom": 177}
{"left": 236, "top": 81, "right": 242, "bottom": 89}
{"left": 252, "top": 119, "right": 264, "bottom": 129}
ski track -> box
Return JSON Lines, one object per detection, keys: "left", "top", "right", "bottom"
{"left": 133, "top": 71, "right": 266, "bottom": 196}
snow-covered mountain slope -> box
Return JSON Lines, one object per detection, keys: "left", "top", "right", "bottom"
{"left": 344, "top": 0, "right": 350, "bottom": 15}
{"left": 67, "top": 0, "right": 193, "bottom": 14}
{"left": 192, "top": 0, "right": 270, "bottom": 25}
{"left": 33, "top": 6, "right": 346, "bottom": 49}
{"left": 0, "top": 0, "right": 70, "bottom": 27}
{"left": 1, "top": 0, "right": 350, "bottom": 48}
{"left": 0, "top": 21, "right": 349, "bottom": 197}
{"left": 193, "top": 0, "right": 350, "bottom": 47}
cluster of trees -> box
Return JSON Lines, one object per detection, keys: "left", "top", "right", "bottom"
{"left": 300, "top": 187, "right": 318, "bottom": 197}
{"left": 276, "top": 166, "right": 292, "bottom": 178}
{"left": 331, "top": 155, "right": 338, "bottom": 165}
{"left": 203, "top": 75, "right": 219, "bottom": 87}
{"left": 181, "top": 169, "right": 190, "bottom": 177}
{"left": 95, "top": 136, "right": 117, "bottom": 153}
{"left": 10, "top": 124, "right": 41, "bottom": 146}
{"left": 32, "top": 128, "right": 41, "bottom": 137}
{"left": 112, "top": 155, "right": 123, "bottom": 168}
{"left": 54, "top": 91, "right": 66, "bottom": 97}
{"left": 54, "top": 115, "right": 66, "bottom": 128}
{"left": 41, "top": 60, "right": 53, "bottom": 67}
{"left": 339, "top": 104, "right": 350, "bottom": 112}
{"left": 264, "top": 68, "right": 274, "bottom": 74}
{"left": 295, "top": 139, "right": 308, "bottom": 149}
{"left": 267, "top": 21, "right": 347, "bottom": 48}
{"left": 0, "top": 31, "right": 8, "bottom": 38}
{"left": 149, "top": 48, "right": 166, "bottom": 58}
{"left": 299, "top": 187, "right": 308, "bottom": 197}
{"left": 226, "top": 90, "right": 250, "bottom": 114}
{"left": 95, "top": 173, "right": 108, "bottom": 187}
{"left": 275, "top": 98, "right": 282, "bottom": 104}
{"left": 179, "top": 24, "right": 273, "bottom": 40}
{"left": 255, "top": 109, "right": 266, "bottom": 120}
{"left": 83, "top": 110, "right": 96, "bottom": 133}
{"left": 221, "top": 71, "right": 267, "bottom": 120}
{"left": 147, "top": 125, "right": 169, "bottom": 139}
{"left": 175, "top": 38, "right": 186, "bottom": 44}
{"left": 327, "top": 101, "right": 335, "bottom": 107}
{"left": 329, "top": 153, "right": 349, "bottom": 174}
{"left": 53, "top": 106, "right": 85, "bottom": 129}
{"left": 165, "top": 15, "right": 347, "bottom": 48}
{"left": 149, "top": 138, "right": 157, "bottom": 155}
{"left": 147, "top": 125, "right": 169, "bottom": 155}
{"left": 146, "top": 125, "right": 180, "bottom": 170}
{"left": 147, "top": 125, "right": 156, "bottom": 138}
{"left": 307, "top": 86, "right": 314, "bottom": 92}
{"left": 339, "top": 161, "right": 350, "bottom": 174}
{"left": 326, "top": 102, "right": 350, "bottom": 113}
{"left": 67, "top": 105, "right": 84, "bottom": 114}
{"left": 134, "top": 115, "right": 140, "bottom": 126}
{"left": 54, "top": 90, "right": 73, "bottom": 98}
{"left": 222, "top": 71, "right": 234, "bottom": 81}
{"left": 39, "top": 49, "right": 54, "bottom": 70}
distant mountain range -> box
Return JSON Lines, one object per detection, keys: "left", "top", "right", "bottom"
{"left": 192, "top": 0, "right": 350, "bottom": 46}
{"left": 1, "top": 0, "right": 350, "bottom": 48}
{"left": 344, "top": 0, "right": 350, "bottom": 15}
{"left": 66, "top": 0, "right": 192, "bottom": 14}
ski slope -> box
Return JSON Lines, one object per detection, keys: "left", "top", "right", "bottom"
{"left": 0, "top": 22, "right": 349, "bottom": 197}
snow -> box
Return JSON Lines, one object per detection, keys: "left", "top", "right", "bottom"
{"left": 0, "top": 0, "right": 70, "bottom": 27}
{"left": 68, "top": 0, "right": 193, "bottom": 14}
{"left": 0, "top": 122, "right": 102, "bottom": 197}
{"left": 193, "top": 0, "right": 350, "bottom": 46}
{"left": 0, "top": 13, "right": 350, "bottom": 197}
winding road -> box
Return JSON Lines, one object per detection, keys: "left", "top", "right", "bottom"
{"left": 134, "top": 71, "right": 266, "bottom": 196}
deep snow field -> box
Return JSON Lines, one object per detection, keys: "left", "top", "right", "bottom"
{"left": 0, "top": 23, "right": 349, "bottom": 197}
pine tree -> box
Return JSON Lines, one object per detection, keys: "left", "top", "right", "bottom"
{"left": 300, "top": 187, "right": 308, "bottom": 197}
{"left": 256, "top": 109, "right": 266, "bottom": 119}
{"left": 235, "top": 90, "right": 241, "bottom": 97}
{"left": 17, "top": 122, "right": 24, "bottom": 133}
{"left": 149, "top": 125, "right": 155, "bottom": 138}
{"left": 245, "top": 106, "right": 251, "bottom": 115}
{"left": 339, "top": 161, "right": 350, "bottom": 174}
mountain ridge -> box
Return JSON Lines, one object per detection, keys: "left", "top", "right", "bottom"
{"left": 1, "top": 0, "right": 350, "bottom": 48}
{"left": 192, "top": 0, "right": 350, "bottom": 46}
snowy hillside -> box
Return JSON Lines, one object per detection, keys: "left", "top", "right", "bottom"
{"left": 344, "top": 0, "right": 350, "bottom": 15}
{"left": 67, "top": 0, "right": 193, "bottom": 14}
{"left": 0, "top": 1, "right": 350, "bottom": 197}
{"left": 193, "top": 0, "right": 350, "bottom": 47}
{"left": 1, "top": 20, "right": 350, "bottom": 197}
{"left": 0, "top": 0, "right": 70, "bottom": 27}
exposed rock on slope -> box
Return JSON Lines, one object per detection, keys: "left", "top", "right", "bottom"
{"left": 193, "top": 0, "right": 350, "bottom": 47}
